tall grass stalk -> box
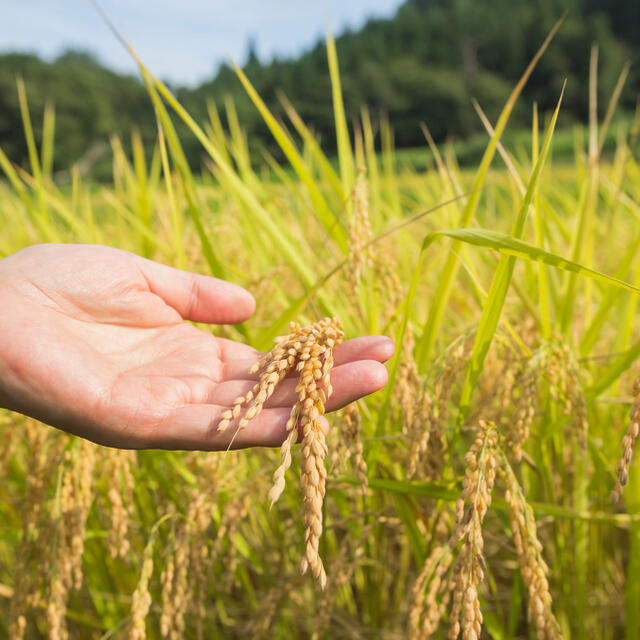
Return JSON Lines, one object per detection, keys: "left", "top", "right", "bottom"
{"left": 0, "top": 20, "right": 639, "bottom": 639}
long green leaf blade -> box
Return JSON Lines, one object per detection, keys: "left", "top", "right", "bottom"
{"left": 326, "top": 29, "right": 355, "bottom": 196}
{"left": 457, "top": 85, "right": 564, "bottom": 417}
{"left": 422, "top": 229, "right": 640, "bottom": 295}
{"left": 233, "top": 63, "right": 348, "bottom": 251}
{"left": 415, "top": 17, "right": 564, "bottom": 371}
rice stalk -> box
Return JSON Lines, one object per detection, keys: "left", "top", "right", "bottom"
{"left": 612, "top": 377, "right": 640, "bottom": 503}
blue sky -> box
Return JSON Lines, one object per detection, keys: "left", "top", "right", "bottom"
{"left": 1, "top": 1, "right": 405, "bottom": 86}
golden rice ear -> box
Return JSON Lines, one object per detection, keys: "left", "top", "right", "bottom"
{"left": 348, "top": 167, "right": 372, "bottom": 296}
{"left": 447, "top": 421, "right": 499, "bottom": 640}
{"left": 341, "top": 403, "right": 368, "bottom": 492}
{"left": 225, "top": 317, "right": 343, "bottom": 587}
{"left": 44, "top": 439, "right": 98, "bottom": 640}
{"left": 129, "top": 544, "right": 154, "bottom": 640}
{"left": 612, "top": 376, "right": 640, "bottom": 503}
{"left": 501, "top": 454, "right": 563, "bottom": 638}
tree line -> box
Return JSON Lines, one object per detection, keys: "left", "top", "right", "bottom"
{"left": 0, "top": 0, "right": 637, "bottom": 176}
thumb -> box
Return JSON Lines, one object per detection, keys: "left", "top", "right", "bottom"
{"left": 136, "top": 257, "right": 255, "bottom": 324}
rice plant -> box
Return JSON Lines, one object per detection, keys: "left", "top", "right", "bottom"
{"left": 1, "top": 23, "right": 640, "bottom": 639}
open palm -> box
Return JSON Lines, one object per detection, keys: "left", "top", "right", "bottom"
{"left": 0, "top": 244, "right": 393, "bottom": 450}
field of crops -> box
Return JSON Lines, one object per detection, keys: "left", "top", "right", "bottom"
{"left": 1, "top": 29, "right": 640, "bottom": 639}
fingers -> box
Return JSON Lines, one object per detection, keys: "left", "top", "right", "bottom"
{"left": 222, "top": 335, "right": 394, "bottom": 381}
{"left": 136, "top": 257, "right": 255, "bottom": 324}
{"left": 216, "top": 337, "right": 260, "bottom": 364}
{"left": 147, "top": 338, "right": 393, "bottom": 451}
{"left": 333, "top": 335, "right": 395, "bottom": 367}
{"left": 151, "top": 404, "right": 329, "bottom": 450}
{"left": 209, "top": 360, "right": 389, "bottom": 412}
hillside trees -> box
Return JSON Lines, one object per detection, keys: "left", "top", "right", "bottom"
{"left": 0, "top": 0, "right": 636, "bottom": 175}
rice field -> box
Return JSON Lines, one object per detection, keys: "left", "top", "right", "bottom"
{"left": 1, "top": 29, "right": 640, "bottom": 639}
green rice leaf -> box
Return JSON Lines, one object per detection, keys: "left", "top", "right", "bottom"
{"left": 414, "top": 17, "right": 564, "bottom": 371}
{"left": 143, "top": 77, "right": 225, "bottom": 279}
{"left": 421, "top": 229, "right": 640, "bottom": 296}
{"left": 278, "top": 91, "right": 344, "bottom": 201}
{"left": 586, "top": 337, "right": 640, "bottom": 400}
{"left": 457, "top": 85, "right": 564, "bottom": 418}
{"left": 326, "top": 29, "right": 355, "bottom": 197}
{"left": 233, "top": 63, "right": 348, "bottom": 251}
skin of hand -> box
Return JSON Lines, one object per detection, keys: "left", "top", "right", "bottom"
{"left": 0, "top": 244, "right": 394, "bottom": 450}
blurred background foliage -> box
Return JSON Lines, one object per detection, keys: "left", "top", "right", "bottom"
{"left": 0, "top": 0, "right": 638, "bottom": 177}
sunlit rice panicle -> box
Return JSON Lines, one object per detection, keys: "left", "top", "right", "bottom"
{"left": 348, "top": 166, "right": 372, "bottom": 293}
{"left": 217, "top": 349, "right": 293, "bottom": 432}
{"left": 160, "top": 555, "right": 175, "bottom": 638}
{"left": 433, "top": 340, "right": 470, "bottom": 440}
{"left": 129, "top": 545, "right": 154, "bottom": 640}
{"left": 396, "top": 323, "right": 433, "bottom": 480}
{"left": 336, "top": 402, "right": 368, "bottom": 491}
{"left": 219, "top": 318, "right": 343, "bottom": 588}
{"left": 406, "top": 336, "right": 471, "bottom": 481}
{"left": 194, "top": 544, "right": 209, "bottom": 640}
{"left": 104, "top": 449, "right": 136, "bottom": 559}
{"left": 160, "top": 488, "right": 215, "bottom": 638}
{"left": 612, "top": 376, "right": 640, "bottom": 503}
{"left": 501, "top": 455, "right": 563, "bottom": 639}
{"left": 562, "top": 346, "right": 589, "bottom": 450}
{"left": 269, "top": 346, "right": 324, "bottom": 505}
{"left": 47, "top": 440, "right": 97, "bottom": 640}
{"left": 216, "top": 324, "right": 307, "bottom": 434}
{"left": 374, "top": 247, "right": 405, "bottom": 326}
{"left": 299, "top": 404, "right": 329, "bottom": 589}
{"left": 10, "top": 422, "right": 63, "bottom": 640}
{"left": 498, "top": 360, "right": 517, "bottom": 417}
{"left": 449, "top": 420, "right": 499, "bottom": 640}
{"left": 215, "top": 494, "right": 250, "bottom": 591}
{"left": 406, "top": 391, "right": 434, "bottom": 480}
{"left": 396, "top": 322, "right": 420, "bottom": 433}
{"left": 408, "top": 544, "right": 454, "bottom": 640}
{"left": 165, "top": 533, "right": 189, "bottom": 638}
{"left": 544, "top": 341, "right": 589, "bottom": 449}
{"left": 504, "top": 355, "right": 541, "bottom": 463}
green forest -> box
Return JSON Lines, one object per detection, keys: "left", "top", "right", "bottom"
{"left": 0, "top": 0, "right": 638, "bottom": 174}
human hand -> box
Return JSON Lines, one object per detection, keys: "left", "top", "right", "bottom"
{"left": 0, "top": 244, "right": 393, "bottom": 450}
